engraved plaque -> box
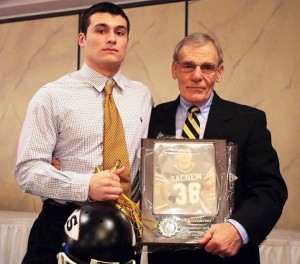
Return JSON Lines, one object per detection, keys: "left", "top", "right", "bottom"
{"left": 140, "top": 139, "right": 232, "bottom": 245}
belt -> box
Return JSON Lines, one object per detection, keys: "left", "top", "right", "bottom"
{"left": 44, "top": 199, "right": 80, "bottom": 214}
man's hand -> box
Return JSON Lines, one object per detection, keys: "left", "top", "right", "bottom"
{"left": 88, "top": 167, "right": 125, "bottom": 201}
{"left": 198, "top": 222, "right": 243, "bottom": 257}
{"left": 51, "top": 157, "right": 61, "bottom": 170}
{"left": 51, "top": 157, "right": 124, "bottom": 202}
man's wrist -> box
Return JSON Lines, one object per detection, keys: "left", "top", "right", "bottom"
{"left": 227, "top": 219, "right": 249, "bottom": 245}
{"left": 87, "top": 196, "right": 95, "bottom": 203}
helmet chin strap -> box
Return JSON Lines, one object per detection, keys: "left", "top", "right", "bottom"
{"left": 57, "top": 252, "right": 76, "bottom": 264}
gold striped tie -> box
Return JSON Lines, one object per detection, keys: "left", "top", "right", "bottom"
{"left": 103, "top": 80, "right": 131, "bottom": 197}
{"left": 182, "top": 106, "right": 200, "bottom": 139}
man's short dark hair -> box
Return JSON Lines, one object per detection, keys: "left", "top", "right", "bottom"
{"left": 80, "top": 2, "right": 130, "bottom": 35}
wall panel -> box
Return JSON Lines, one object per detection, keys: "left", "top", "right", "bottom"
{"left": 122, "top": 2, "right": 185, "bottom": 104}
{"left": 0, "top": 15, "right": 79, "bottom": 212}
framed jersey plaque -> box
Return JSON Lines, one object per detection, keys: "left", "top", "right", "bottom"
{"left": 139, "top": 138, "right": 236, "bottom": 246}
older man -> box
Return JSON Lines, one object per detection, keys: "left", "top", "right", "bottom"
{"left": 147, "top": 32, "right": 287, "bottom": 264}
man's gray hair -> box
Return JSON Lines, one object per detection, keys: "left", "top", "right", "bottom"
{"left": 173, "top": 32, "right": 224, "bottom": 65}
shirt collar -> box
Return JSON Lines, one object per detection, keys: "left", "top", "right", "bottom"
{"left": 79, "top": 63, "right": 126, "bottom": 92}
{"left": 179, "top": 91, "right": 214, "bottom": 115}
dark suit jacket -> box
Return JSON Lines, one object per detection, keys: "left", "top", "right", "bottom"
{"left": 147, "top": 92, "right": 287, "bottom": 264}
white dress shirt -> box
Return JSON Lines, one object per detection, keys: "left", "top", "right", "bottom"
{"left": 15, "top": 63, "right": 152, "bottom": 204}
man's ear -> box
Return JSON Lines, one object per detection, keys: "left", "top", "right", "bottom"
{"left": 171, "top": 61, "right": 178, "bottom": 80}
{"left": 78, "top": 32, "right": 85, "bottom": 47}
{"left": 216, "top": 64, "right": 224, "bottom": 83}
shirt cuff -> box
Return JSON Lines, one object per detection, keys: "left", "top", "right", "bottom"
{"left": 227, "top": 219, "right": 249, "bottom": 245}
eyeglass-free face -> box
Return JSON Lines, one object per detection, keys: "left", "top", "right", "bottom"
{"left": 78, "top": 12, "right": 129, "bottom": 77}
{"left": 171, "top": 42, "right": 224, "bottom": 107}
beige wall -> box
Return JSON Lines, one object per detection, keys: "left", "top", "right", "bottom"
{"left": 0, "top": 15, "right": 79, "bottom": 211}
{"left": 0, "top": 0, "right": 299, "bottom": 230}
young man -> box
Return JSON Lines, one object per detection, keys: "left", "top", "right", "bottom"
{"left": 147, "top": 32, "right": 287, "bottom": 264}
{"left": 15, "top": 2, "right": 152, "bottom": 263}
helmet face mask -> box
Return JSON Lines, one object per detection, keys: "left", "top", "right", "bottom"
{"left": 58, "top": 202, "right": 136, "bottom": 264}
{"left": 58, "top": 252, "right": 135, "bottom": 264}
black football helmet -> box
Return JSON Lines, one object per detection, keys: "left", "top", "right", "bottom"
{"left": 57, "top": 201, "right": 136, "bottom": 264}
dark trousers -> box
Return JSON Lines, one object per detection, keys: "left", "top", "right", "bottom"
{"left": 147, "top": 243, "right": 260, "bottom": 264}
{"left": 22, "top": 200, "right": 79, "bottom": 264}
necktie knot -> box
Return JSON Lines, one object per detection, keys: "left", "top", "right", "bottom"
{"left": 188, "top": 105, "right": 200, "bottom": 115}
{"left": 104, "top": 80, "right": 115, "bottom": 95}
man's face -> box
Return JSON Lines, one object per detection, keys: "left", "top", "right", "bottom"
{"left": 78, "top": 12, "right": 129, "bottom": 76}
{"left": 172, "top": 42, "right": 224, "bottom": 106}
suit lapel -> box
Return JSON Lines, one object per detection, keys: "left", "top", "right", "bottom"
{"left": 204, "top": 92, "right": 234, "bottom": 139}
{"left": 158, "top": 97, "right": 180, "bottom": 137}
